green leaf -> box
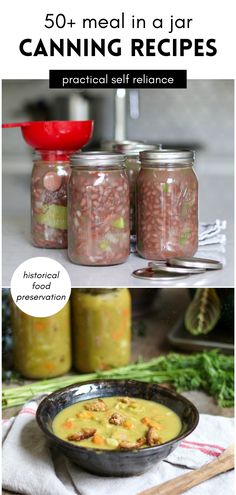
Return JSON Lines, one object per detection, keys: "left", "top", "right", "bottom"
{"left": 185, "top": 289, "right": 221, "bottom": 335}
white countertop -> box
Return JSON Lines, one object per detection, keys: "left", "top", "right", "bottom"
{"left": 2, "top": 156, "right": 234, "bottom": 287}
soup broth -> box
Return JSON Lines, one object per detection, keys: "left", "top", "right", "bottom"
{"left": 52, "top": 396, "right": 182, "bottom": 450}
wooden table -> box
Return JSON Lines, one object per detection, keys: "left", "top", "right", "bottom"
{"left": 2, "top": 289, "right": 234, "bottom": 494}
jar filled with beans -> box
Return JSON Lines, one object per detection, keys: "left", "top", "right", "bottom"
{"left": 114, "top": 142, "right": 161, "bottom": 235}
{"left": 137, "top": 150, "right": 198, "bottom": 260}
{"left": 31, "top": 150, "right": 71, "bottom": 248}
{"left": 68, "top": 152, "right": 130, "bottom": 265}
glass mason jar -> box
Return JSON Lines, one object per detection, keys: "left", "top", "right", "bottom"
{"left": 11, "top": 301, "right": 71, "bottom": 379}
{"left": 115, "top": 142, "right": 161, "bottom": 235}
{"left": 71, "top": 288, "right": 131, "bottom": 372}
{"left": 68, "top": 152, "right": 130, "bottom": 265}
{"left": 137, "top": 150, "right": 198, "bottom": 260}
{"left": 31, "top": 150, "right": 71, "bottom": 248}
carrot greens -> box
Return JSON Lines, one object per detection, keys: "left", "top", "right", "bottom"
{"left": 2, "top": 350, "right": 234, "bottom": 409}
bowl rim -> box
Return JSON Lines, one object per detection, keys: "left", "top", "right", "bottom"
{"left": 2, "top": 120, "right": 94, "bottom": 128}
{"left": 23, "top": 120, "right": 94, "bottom": 126}
{"left": 36, "top": 379, "right": 199, "bottom": 456}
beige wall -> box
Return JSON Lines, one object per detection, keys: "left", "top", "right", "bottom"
{"left": 2, "top": 80, "right": 234, "bottom": 170}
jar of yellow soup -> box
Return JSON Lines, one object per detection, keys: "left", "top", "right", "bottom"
{"left": 11, "top": 301, "right": 72, "bottom": 379}
{"left": 71, "top": 289, "right": 131, "bottom": 372}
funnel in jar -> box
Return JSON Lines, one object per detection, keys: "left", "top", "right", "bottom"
{"left": 2, "top": 120, "right": 94, "bottom": 151}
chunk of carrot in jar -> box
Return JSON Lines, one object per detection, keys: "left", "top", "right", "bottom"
{"left": 35, "top": 322, "right": 45, "bottom": 332}
{"left": 45, "top": 362, "right": 55, "bottom": 371}
{"left": 123, "top": 308, "right": 130, "bottom": 318}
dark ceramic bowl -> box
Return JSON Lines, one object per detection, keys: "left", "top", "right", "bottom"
{"left": 36, "top": 380, "right": 199, "bottom": 477}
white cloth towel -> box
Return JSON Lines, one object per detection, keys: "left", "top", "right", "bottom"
{"left": 2, "top": 401, "right": 234, "bottom": 495}
{"left": 130, "top": 219, "right": 227, "bottom": 253}
{"left": 198, "top": 220, "right": 227, "bottom": 246}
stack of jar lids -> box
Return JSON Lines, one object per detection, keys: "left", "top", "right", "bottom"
{"left": 114, "top": 141, "right": 161, "bottom": 156}
{"left": 101, "top": 139, "right": 162, "bottom": 154}
{"left": 132, "top": 257, "right": 223, "bottom": 281}
{"left": 101, "top": 139, "right": 143, "bottom": 152}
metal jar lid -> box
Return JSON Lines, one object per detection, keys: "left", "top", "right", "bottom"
{"left": 148, "top": 262, "right": 206, "bottom": 275}
{"left": 115, "top": 141, "right": 162, "bottom": 156}
{"left": 70, "top": 151, "right": 125, "bottom": 167}
{"left": 140, "top": 149, "right": 195, "bottom": 167}
{"left": 168, "top": 257, "right": 223, "bottom": 270}
{"left": 100, "top": 140, "right": 119, "bottom": 151}
{"left": 132, "top": 267, "right": 189, "bottom": 281}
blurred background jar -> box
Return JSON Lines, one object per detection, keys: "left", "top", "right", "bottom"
{"left": 71, "top": 288, "right": 131, "bottom": 372}
{"left": 130, "top": 288, "right": 159, "bottom": 317}
{"left": 137, "top": 149, "right": 198, "bottom": 260}
{"left": 113, "top": 141, "right": 161, "bottom": 235}
{"left": 11, "top": 301, "right": 71, "bottom": 379}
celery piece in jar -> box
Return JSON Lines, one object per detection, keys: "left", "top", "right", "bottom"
{"left": 99, "top": 240, "right": 111, "bottom": 251}
{"left": 35, "top": 204, "right": 68, "bottom": 230}
{"left": 112, "top": 217, "right": 125, "bottom": 229}
{"left": 181, "top": 202, "right": 189, "bottom": 217}
{"left": 162, "top": 184, "right": 169, "bottom": 193}
{"left": 179, "top": 229, "right": 191, "bottom": 246}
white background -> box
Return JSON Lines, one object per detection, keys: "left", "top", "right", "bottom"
{"left": 0, "top": 0, "right": 235, "bottom": 79}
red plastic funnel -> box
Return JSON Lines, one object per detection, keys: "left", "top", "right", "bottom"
{"left": 2, "top": 120, "right": 94, "bottom": 151}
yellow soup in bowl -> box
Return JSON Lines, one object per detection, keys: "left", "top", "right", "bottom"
{"left": 52, "top": 396, "right": 182, "bottom": 450}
